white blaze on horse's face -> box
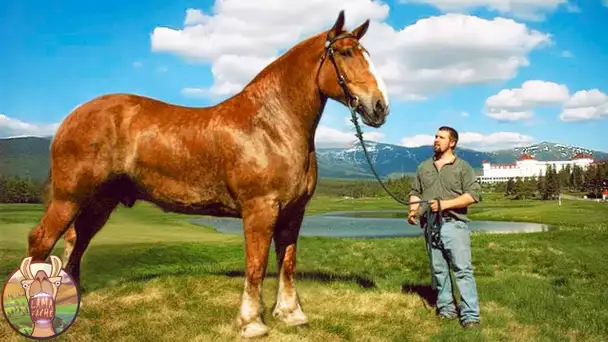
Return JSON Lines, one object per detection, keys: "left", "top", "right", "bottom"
{"left": 346, "top": 45, "right": 390, "bottom": 129}
{"left": 362, "top": 50, "right": 389, "bottom": 111}
{"left": 320, "top": 13, "right": 390, "bottom": 128}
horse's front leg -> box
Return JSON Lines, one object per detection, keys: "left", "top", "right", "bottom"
{"left": 236, "top": 196, "right": 279, "bottom": 338}
{"left": 272, "top": 205, "right": 308, "bottom": 326}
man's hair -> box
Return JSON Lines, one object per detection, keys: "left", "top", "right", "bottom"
{"left": 438, "top": 126, "right": 458, "bottom": 148}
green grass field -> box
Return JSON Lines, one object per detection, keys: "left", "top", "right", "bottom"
{"left": 1, "top": 193, "right": 607, "bottom": 341}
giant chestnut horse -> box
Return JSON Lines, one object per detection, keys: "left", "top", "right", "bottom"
{"left": 26, "top": 10, "right": 389, "bottom": 338}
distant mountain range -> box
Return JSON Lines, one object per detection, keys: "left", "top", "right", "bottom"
{"left": 1, "top": 136, "right": 607, "bottom": 181}
{"left": 316, "top": 140, "right": 608, "bottom": 179}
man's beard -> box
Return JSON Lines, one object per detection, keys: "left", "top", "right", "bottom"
{"left": 434, "top": 145, "right": 447, "bottom": 157}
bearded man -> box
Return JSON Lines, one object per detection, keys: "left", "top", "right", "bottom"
{"left": 407, "top": 126, "right": 481, "bottom": 328}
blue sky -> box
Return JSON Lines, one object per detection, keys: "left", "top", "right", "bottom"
{"left": 1, "top": 0, "right": 607, "bottom": 152}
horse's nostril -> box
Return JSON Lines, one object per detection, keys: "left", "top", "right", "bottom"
{"left": 375, "top": 99, "right": 385, "bottom": 113}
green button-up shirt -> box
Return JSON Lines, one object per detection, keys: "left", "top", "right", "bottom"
{"left": 408, "top": 156, "right": 481, "bottom": 222}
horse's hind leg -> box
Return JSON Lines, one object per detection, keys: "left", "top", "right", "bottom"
{"left": 65, "top": 195, "right": 119, "bottom": 288}
{"left": 272, "top": 205, "right": 308, "bottom": 326}
{"left": 63, "top": 225, "right": 76, "bottom": 265}
{"left": 236, "top": 196, "right": 279, "bottom": 338}
{"left": 28, "top": 199, "right": 80, "bottom": 263}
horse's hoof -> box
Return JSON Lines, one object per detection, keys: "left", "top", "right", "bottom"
{"left": 240, "top": 321, "right": 269, "bottom": 338}
{"left": 273, "top": 306, "right": 309, "bottom": 327}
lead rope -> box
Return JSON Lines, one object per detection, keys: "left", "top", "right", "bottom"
{"left": 347, "top": 103, "right": 447, "bottom": 291}
{"left": 324, "top": 35, "right": 447, "bottom": 300}
{"left": 346, "top": 102, "right": 424, "bottom": 206}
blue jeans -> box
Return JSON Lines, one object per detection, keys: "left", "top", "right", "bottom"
{"left": 429, "top": 219, "right": 480, "bottom": 324}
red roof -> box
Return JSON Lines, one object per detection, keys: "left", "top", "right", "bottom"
{"left": 482, "top": 160, "right": 490, "bottom": 164}
{"left": 603, "top": 189, "right": 608, "bottom": 195}
{"left": 571, "top": 152, "right": 593, "bottom": 160}
{"left": 517, "top": 153, "right": 535, "bottom": 161}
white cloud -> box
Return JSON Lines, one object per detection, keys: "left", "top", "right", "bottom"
{"left": 486, "top": 81, "right": 608, "bottom": 122}
{"left": 400, "top": 131, "right": 534, "bottom": 151}
{"left": 0, "top": 114, "right": 59, "bottom": 138}
{"left": 560, "top": 89, "right": 608, "bottom": 122}
{"left": 399, "top": 0, "right": 569, "bottom": 21}
{"left": 181, "top": 88, "right": 208, "bottom": 98}
{"left": 150, "top": 2, "right": 550, "bottom": 101}
{"left": 184, "top": 8, "right": 209, "bottom": 25}
{"left": 401, "top": 134, "right": 435, "bottom": 148}
{"left": 486, "top": 110, "right": 533, "bottom": 121}
{"left": 484, "top": 80, "right": 570, "bottom": 121}
{"left": 316, "top": 125, "right": 385, "bottom": 148}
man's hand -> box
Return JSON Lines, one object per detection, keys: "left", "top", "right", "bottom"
{"left": 407, "top": 210, "right": 418, "bottom": 225}
{"left": 429, "top": 199, "right": 445, "bottom": 212}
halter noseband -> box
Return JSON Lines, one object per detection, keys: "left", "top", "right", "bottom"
{"left": 318, "top": 32, "right": 367, "bottom": 110}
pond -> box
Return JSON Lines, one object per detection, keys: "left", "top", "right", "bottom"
{"left": 190, "top": 210, "right": 551, "bottom": 238}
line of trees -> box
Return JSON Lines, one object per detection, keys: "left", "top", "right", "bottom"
{"left": 1, "top": 162, "right": 606, "bottom": 203}
{"left": 315, "top": 176, "right": 413, "bottom": 199}
{"left": 316, "top": 162, "right": 608, "bottom": 200}
{"left": 486, "top": 163, "right": 608, "bottom": 200}
{"left": 0, "top": 175, "right": 46, "bottom": 203}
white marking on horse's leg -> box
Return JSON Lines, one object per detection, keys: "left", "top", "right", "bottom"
{"left": 273, "top": 273, "right": 308, "bottom": 326}
{"left": 63, "top": 242, "right": 74, "bottom": 265}
{"left": 237, "top": 278, "right": 269, "bottom": 338}
{"left": 63, "top": 227, "right": 76, "bottom": 265}
{"left": 363, "top": 51, "right": 389, "bottom": 108}
{"left": 236, "top": 196, "right": 277, "bottom": 338}
{"left": 272, "top": 244, "right": 308, "bottom": 326}
{"left": 240, "top": 279, "right": 260, "bottom": 320}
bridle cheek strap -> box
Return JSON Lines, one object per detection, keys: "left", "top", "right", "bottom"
{"left": 317, "top": 32, "right": 362, "bottom": 110}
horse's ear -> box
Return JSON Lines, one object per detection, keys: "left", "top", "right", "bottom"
{"left": 351, "top": 19, "right": 370, "bottom": 40}
{"left": 328, "top": 10, "right": 346, "bottom": 39}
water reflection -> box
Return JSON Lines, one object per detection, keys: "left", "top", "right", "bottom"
{"left": 190, "top": 210, "right": 550, "bottom": 238}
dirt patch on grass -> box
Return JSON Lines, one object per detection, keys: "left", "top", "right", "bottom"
{"left": 116, "top": 286, "right": 163, "bottom": 306}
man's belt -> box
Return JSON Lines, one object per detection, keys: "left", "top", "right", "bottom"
{"left": 440, "top": 212, "right": 454, "bottom": 221}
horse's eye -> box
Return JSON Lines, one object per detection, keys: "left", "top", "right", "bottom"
{"left": 340, "top": 49, "right": 353, "bottom": 57}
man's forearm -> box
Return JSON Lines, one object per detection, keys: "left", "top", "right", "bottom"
{"left": 409, "top": 195, "right": 421, "bottom": 212}
{"left": 444, "top": 193, "right": 476, "bottom": 210}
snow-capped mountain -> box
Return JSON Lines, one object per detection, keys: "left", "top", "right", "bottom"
{"left": 315, "top": 140, "right": 608, "bottom": 179}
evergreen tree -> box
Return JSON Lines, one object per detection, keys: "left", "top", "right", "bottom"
{"left": 557, "top": 166, "right": 570, "bottom": 189}
{"left": 564, "top": 163, "right": 572, "bottom": 188}
{"left": 571, "top": 165, "right": 584, "bottom": 191}
{"left": 513, "top": 177, "right": 524, "bottom": 199}
{"left": 505, "top": 178, "right": 515, "bottom": 196}
{"left": 519, "top": 177, "right": 535, "bottom": 199}
{"left": 544, "top": 164, "right": 560, "bottom": 200}
{"left": 583, "top": 165, "right": 599, "bottom": 195}
{"left": 537, "top": 174, "right": 547, "bottom": 199}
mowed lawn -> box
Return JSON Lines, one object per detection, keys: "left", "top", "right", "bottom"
{"left": 0, "top": 194, "right": 607, "bottom": 341}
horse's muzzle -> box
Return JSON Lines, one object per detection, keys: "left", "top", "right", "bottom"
{"left": 365, "top": 99, "right": 389, "bottom": 128}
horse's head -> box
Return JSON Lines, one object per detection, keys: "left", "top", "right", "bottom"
{"left": 317, "top": 10, "right": 390, "bottom": 128}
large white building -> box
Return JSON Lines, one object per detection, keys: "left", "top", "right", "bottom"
{"left": 477, "top": 153, "right": 595, "bottom": 184}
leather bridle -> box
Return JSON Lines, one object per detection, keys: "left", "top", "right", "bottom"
{"left": 317, "top": 32, "right": 369, "bottom": 111}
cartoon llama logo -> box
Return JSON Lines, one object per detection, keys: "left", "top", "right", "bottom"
{"left": 2, "top": 255, "right": 81, "bottom": 340}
